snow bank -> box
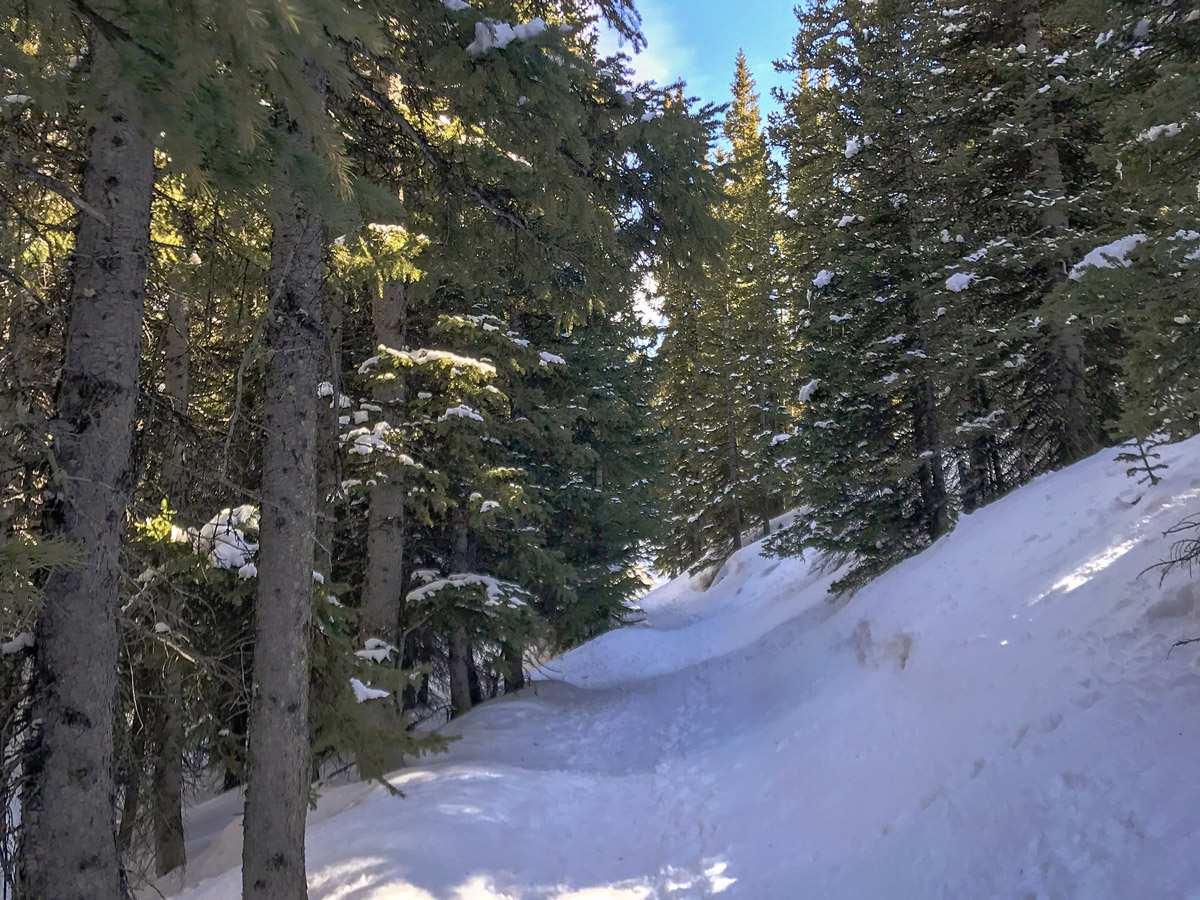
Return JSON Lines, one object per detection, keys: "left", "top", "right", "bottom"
{"left": 160, "top": 439, "right": 1200, "bottom": 900}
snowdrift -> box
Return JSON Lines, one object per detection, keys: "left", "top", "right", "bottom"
{"left": 161, "top": 439, "right": 1200, "bottom": 899}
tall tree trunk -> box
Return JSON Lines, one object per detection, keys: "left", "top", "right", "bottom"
{"left": 1020, "top": 0, "right": 1095, "bottom": 464}
{"left": 447, "top": 517, "right": 473, "bottom": 719}
{"left": 360, "top": 280, "right": 407, "bottom": 650}
{"left": 912, "top": 378, "right": 951, "bottom": 540}
{"left": 503, "top": 642, "right": 525, "bottom": 693}
{"left": 891, "top": 30, "right": 951, "bottom": 543}
{"left": 466, "top": 642, "right": 483, "bottom": 706}
{"left": 720, "top": 293, "right": 744, "bottom": 552}
{"left": 151, "top": 287, "right": 189, "bottom": 876}
{"left": 150, "top": 699, "right": 184, "bottom": 876}
{"left": 241, "top": 160, "right": 325, "bottom": 900}
{"left": 314, "top": 287, "right": 343, "bottom": 579}
{"left": 448, "top": 626, "right": 472, "bottom": 719}
{"left": 24, "top": 32, "right": 153, "bottom": 900}
{"left": 115, "top": 712, "right": 146, "bottom": 855}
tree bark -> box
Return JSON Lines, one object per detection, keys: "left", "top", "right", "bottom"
{"left": 912, "top": 377, "right": 951, "bottom": 540}
{"left": 447, "top": 518, "right": 473, "bottom": 718}
{"left": 115, "top": 713, "right": 146, "bottom": 855}
{"left": 360, "top": 280, "right": 407, "bottom": 649}
{"left": 447, "top": 626, "right": 472, "bottom": 718}
{"left": 150, "top": 696, "right": 185, "bottom": 876}
{"left": 1020, "top": 0, "right": 1095, "bottom": 464}
{"left": 503, "top": 642, "right": 525, "bottom": 693}
{"left": 241, "top": 160, "right": 325, "bottom": 900}
{"left": 314, "top": 287, "right": 343, "bottom": 579}
{"left": 151, "top": 286, "right": 189, "bottom": 876}
{"left": 24, "top": 31, "right": 153, "bottom": 900}
{"left": 466, "top": 641, "right": 484, "bottom": 706}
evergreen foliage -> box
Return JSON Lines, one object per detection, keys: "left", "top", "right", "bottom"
{"left": 2, "top": 0, "right": 1200, "bottom": 893}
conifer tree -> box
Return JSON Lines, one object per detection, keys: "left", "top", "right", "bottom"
{"left": 16, "top": 8, "right": 156, "bottom": 897}
{"left": 655, "top": 57, "right": 787, "bottom": 575}
{"left": 770, "top": 0, "right": 955, "bottom": 589}
{"left": 1067, "top": 0, "right": 1200, "bottom": 449}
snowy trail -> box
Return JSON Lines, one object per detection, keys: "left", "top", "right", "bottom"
{"left": 161, "top": 440, "right": 1200, "bottom": 900}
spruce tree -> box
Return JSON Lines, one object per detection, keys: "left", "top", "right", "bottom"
{"left": 771, "top": 0, "right": 955, "bottom": 589}
{"left": 655, "top": 56, "right": 787, "bottom": 575}
{"left": 19, "top": 10, "right": 156, "bottom": 898}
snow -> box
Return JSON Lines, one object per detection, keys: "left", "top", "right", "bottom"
{"left": 357, "top": 639, "right": 397, "bottom": 664}
{"left": 945, "top": 272, "right": 975, "bottom": 292}
{"left": 538, "top": 351, "right": 567, "bottom": 366}
{"left": 439, "top": 405, "right": 484, "bottom": 423}
{"left": 192, "top": 506, "right": 258, "bottom": 569}
{"left": 1069, "top": 233, "right": 1148, "bottom": 280}
{"left": 1137, "top": 123, "right": 1182, "bottom": 143}
{"left": 157, "top": 439, "right": 1200, "bottom": 900}
{"left": 349, "top": 679, "right": 390, "bottom": 703}
{"left": 798, "top": 378, "right": 821, "bottom": 402}
{"left": 342, "top": 421, "right": 392, "bottom": 455}
{"left": 466, "top": 17, "right": 547, "bottom": 54}
{"left": 407, "top": 573, "right": 527, "bottom": 608}
{"left": 0, "top": 633, "right": 33, "bottom": 656}
{"left": 381, "top": 346, "right": 497, "bottom": 377}
{"left": 844, "top": 135, "right": 873, "bottom": 159}
{"left": 812, "top": 269, "right": 835, "bottom": 288}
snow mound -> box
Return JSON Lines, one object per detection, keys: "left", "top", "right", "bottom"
{"left": 161, "top": 439, "right": 1200, "bottom": 900}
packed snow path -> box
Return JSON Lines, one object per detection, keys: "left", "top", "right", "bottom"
{"left": 164, "top": 441, "right": 1200, "bottom": 899}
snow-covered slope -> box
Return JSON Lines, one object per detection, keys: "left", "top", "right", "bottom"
{"left": 163, "top": 439, "right": 1200, "bottom": 900}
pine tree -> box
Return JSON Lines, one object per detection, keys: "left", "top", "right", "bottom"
{"left": 771, "top": 0, "right": 955, "bottom": 590}
{"left": 907, "top": 0, "right": 1113, "bottom": 510}
{"left": 20, "top": 11, "right": 156, "bottom": 898}
{"left": 655, "top": 56, "right": 788, "bottom": 575}
{"left": 1067, "top": 0, "right": 1200, "bottom": 451}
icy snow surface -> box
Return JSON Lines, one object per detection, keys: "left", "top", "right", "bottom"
{"left": 159, "top": 439, "right": 1200, "bottom": 899}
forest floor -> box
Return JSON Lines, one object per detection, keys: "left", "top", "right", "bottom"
{"left": 158, "top": 438, "right": 1200, "bottom": 900}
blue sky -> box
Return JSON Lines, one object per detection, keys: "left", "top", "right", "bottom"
{"left": 599, "top": 0, "right": 799, "bottom": 115}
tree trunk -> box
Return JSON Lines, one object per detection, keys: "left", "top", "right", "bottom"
{"left": 466, "top": 641, "right": 483, "bottom": 706}
{"left": 24, "top": 32, "right": 153, "bottom": 900}
{"left": 151, "top": 286, "right": 189, "bottom": 876}
{"left": 360, "top": 280, "right": 407, "bottom": 649}
{"left": 116, "top": 713, "right": 146, "bottom": 855}
{"left": 448, "top": 626, "right": 473, "bottom": 719}
{"left": 314, "top": 287, "right": 343, "bottom": 579}
{"left": 241, "top": 159, "right": 325, "bottom": 900}
{"left": 447, "top": 518, "right": 473, "bottom": 719}
{"left": 503, "top": 642, "right": 525, "bottom": 693}
{"left": 150, "top": 695, "right": 185, "bottom": 876}
{"left": 722, "top": 294, "right": 744, "bottom": 552}
{"left": 890, "top": 35, "right": 951, "bottom": 543}
{"left": 1020, "top": 0, "right": 1095, "bottom": 464}
{"left": 725, "top": 421, "right": 743, "bottom": 552}
{"left": 912, "top": 377, "right": 951, "bottom": 540}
